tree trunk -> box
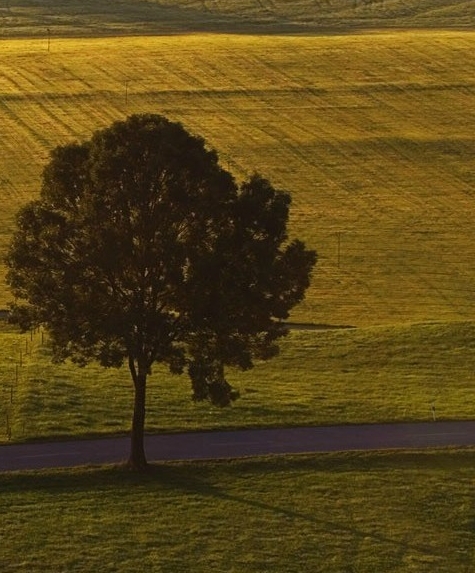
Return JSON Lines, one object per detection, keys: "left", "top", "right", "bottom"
{"left": 128, "top": 368, "right": 148, "bottom": 470}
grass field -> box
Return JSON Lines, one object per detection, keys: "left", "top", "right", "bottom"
{"left": 2, "top": 450, "right": 475, "bottom": 572}
{"left": 1, "top": 4, "right": 475, "bottom": 568}
{"left": 1, "top": 31, "right": 475, "bottom": 327}
{"left": 1, "top": 0, "right": 475, "bottom": 37}
{"left": 0, "top": 10, "right": 474, "bottom": 457}
{"left": 2, "top": 320, "right": 475, "bottom": 443}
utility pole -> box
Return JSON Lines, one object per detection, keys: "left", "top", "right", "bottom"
{"left": 125, "top": 79, "right": 130, "bottom": 105}
{"left": 337, "top": 231, "right": 341, "bottom": 268}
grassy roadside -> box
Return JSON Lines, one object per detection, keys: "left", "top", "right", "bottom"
{"left": 1, "top": 449, "right": 475, "bottom": 572}
{"left": 2, "top": 321, "right": 475, "bottom": 443}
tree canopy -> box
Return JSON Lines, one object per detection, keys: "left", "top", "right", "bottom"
{"left": 6, "top": 114, "right": 316, "bottom": 469}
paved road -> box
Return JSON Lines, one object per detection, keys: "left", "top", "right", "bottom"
{"left": 2, "top": 420, "right": 475, "bottom": 472}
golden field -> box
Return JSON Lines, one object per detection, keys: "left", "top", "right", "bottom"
{"left": 0, "top": 31, "right": 474, "bottom": 325}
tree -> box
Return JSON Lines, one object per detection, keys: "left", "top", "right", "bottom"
{"left": 6, "top": 114, "right": 316, "bottom": 470}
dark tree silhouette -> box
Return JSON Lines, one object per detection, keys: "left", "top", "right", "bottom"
{"left": 6, "top": 114, "right": 316, "bottom": 469}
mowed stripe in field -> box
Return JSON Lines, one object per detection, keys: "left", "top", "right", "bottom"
{"left": 0, "top": 33, "right": 474, "bottom": 325}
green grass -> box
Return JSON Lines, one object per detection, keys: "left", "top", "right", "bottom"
{"left": 3, "top": 320, "right": 475, "bottom": 443}
{"left": 1, "top": 450, "right": 475, "bottom": 572}
{"left": 1, "top": 32, "right": 474, "bottom": 443}
{"left": 1, "top": 10, "right": 474, "bottom": 569}
{"left": 0, "top": 32, "right": 475, "bottom": 326}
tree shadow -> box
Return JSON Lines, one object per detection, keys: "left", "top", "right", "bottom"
{"left": 0, "top": 457, "right": 458, "bottom": 561}
{"left": 152, "top": 463, "right": 447, "bottom": 559}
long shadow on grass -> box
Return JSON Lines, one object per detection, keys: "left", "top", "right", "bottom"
{"left": 0, "top": 455, "right": 464, "bottom": 560}
{"left": 152, "top": 463, "right": 446, "bottom": 559}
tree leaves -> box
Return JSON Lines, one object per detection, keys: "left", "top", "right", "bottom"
{"left": 6, "top": 113, "right": 316, "bottom": 409}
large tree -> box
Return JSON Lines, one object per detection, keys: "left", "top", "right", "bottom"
{"left": 6, "top": 114, "right": 316, "bottom": 469}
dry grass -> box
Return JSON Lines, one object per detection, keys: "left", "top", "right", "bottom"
{"left": 1, "top": 0, "right": 474, "bottom": 36}
{"left": 0, "top": 32, "right": 475, "bottom": 326}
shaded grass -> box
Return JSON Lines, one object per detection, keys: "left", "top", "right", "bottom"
{"left": 1, "top": 0, "right": 474, "bottom": 37}
{"left": 3, "top": 321, "right": 475, "bottom": 442}
{"left": 0, "top": 32, "right": 475, "bottom": 326}
{"left": 1, "top": 449, "right": 475, "bottom": 572}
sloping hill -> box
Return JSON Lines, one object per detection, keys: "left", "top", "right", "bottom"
{"left": 1, "top": 0, "right": 474, "bottom": 37}
{"left": 0, "top": 32, "right": 474, "bottom": 327}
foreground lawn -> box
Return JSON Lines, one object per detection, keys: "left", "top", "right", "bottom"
{"left": 2, "top": 321, "right": 475, "bottom": 442}
{"left": 1, "top": 450, "right": 474, "bottom": 572}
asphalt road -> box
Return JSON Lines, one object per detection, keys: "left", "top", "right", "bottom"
{"left": 2, "top": 420, "right": 475, "bottom": 472}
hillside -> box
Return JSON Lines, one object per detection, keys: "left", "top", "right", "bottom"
{"left": 0, "top": 32, "right": 474, "bottom": 327}
{"left": 0, "top": 0, "right": 474, "bottom": 37}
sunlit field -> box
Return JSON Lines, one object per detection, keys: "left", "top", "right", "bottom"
{"left": 1, "top": 31, "right": 475, "bottom": 327}
{"left": 2, "top": 5, "right": 475, "bottom": 573}
{"left": 2, "top": 6, "right": 475, "bottom": 569}
{"left": 2, "top": 321, "right": 475, "bottom": 443}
